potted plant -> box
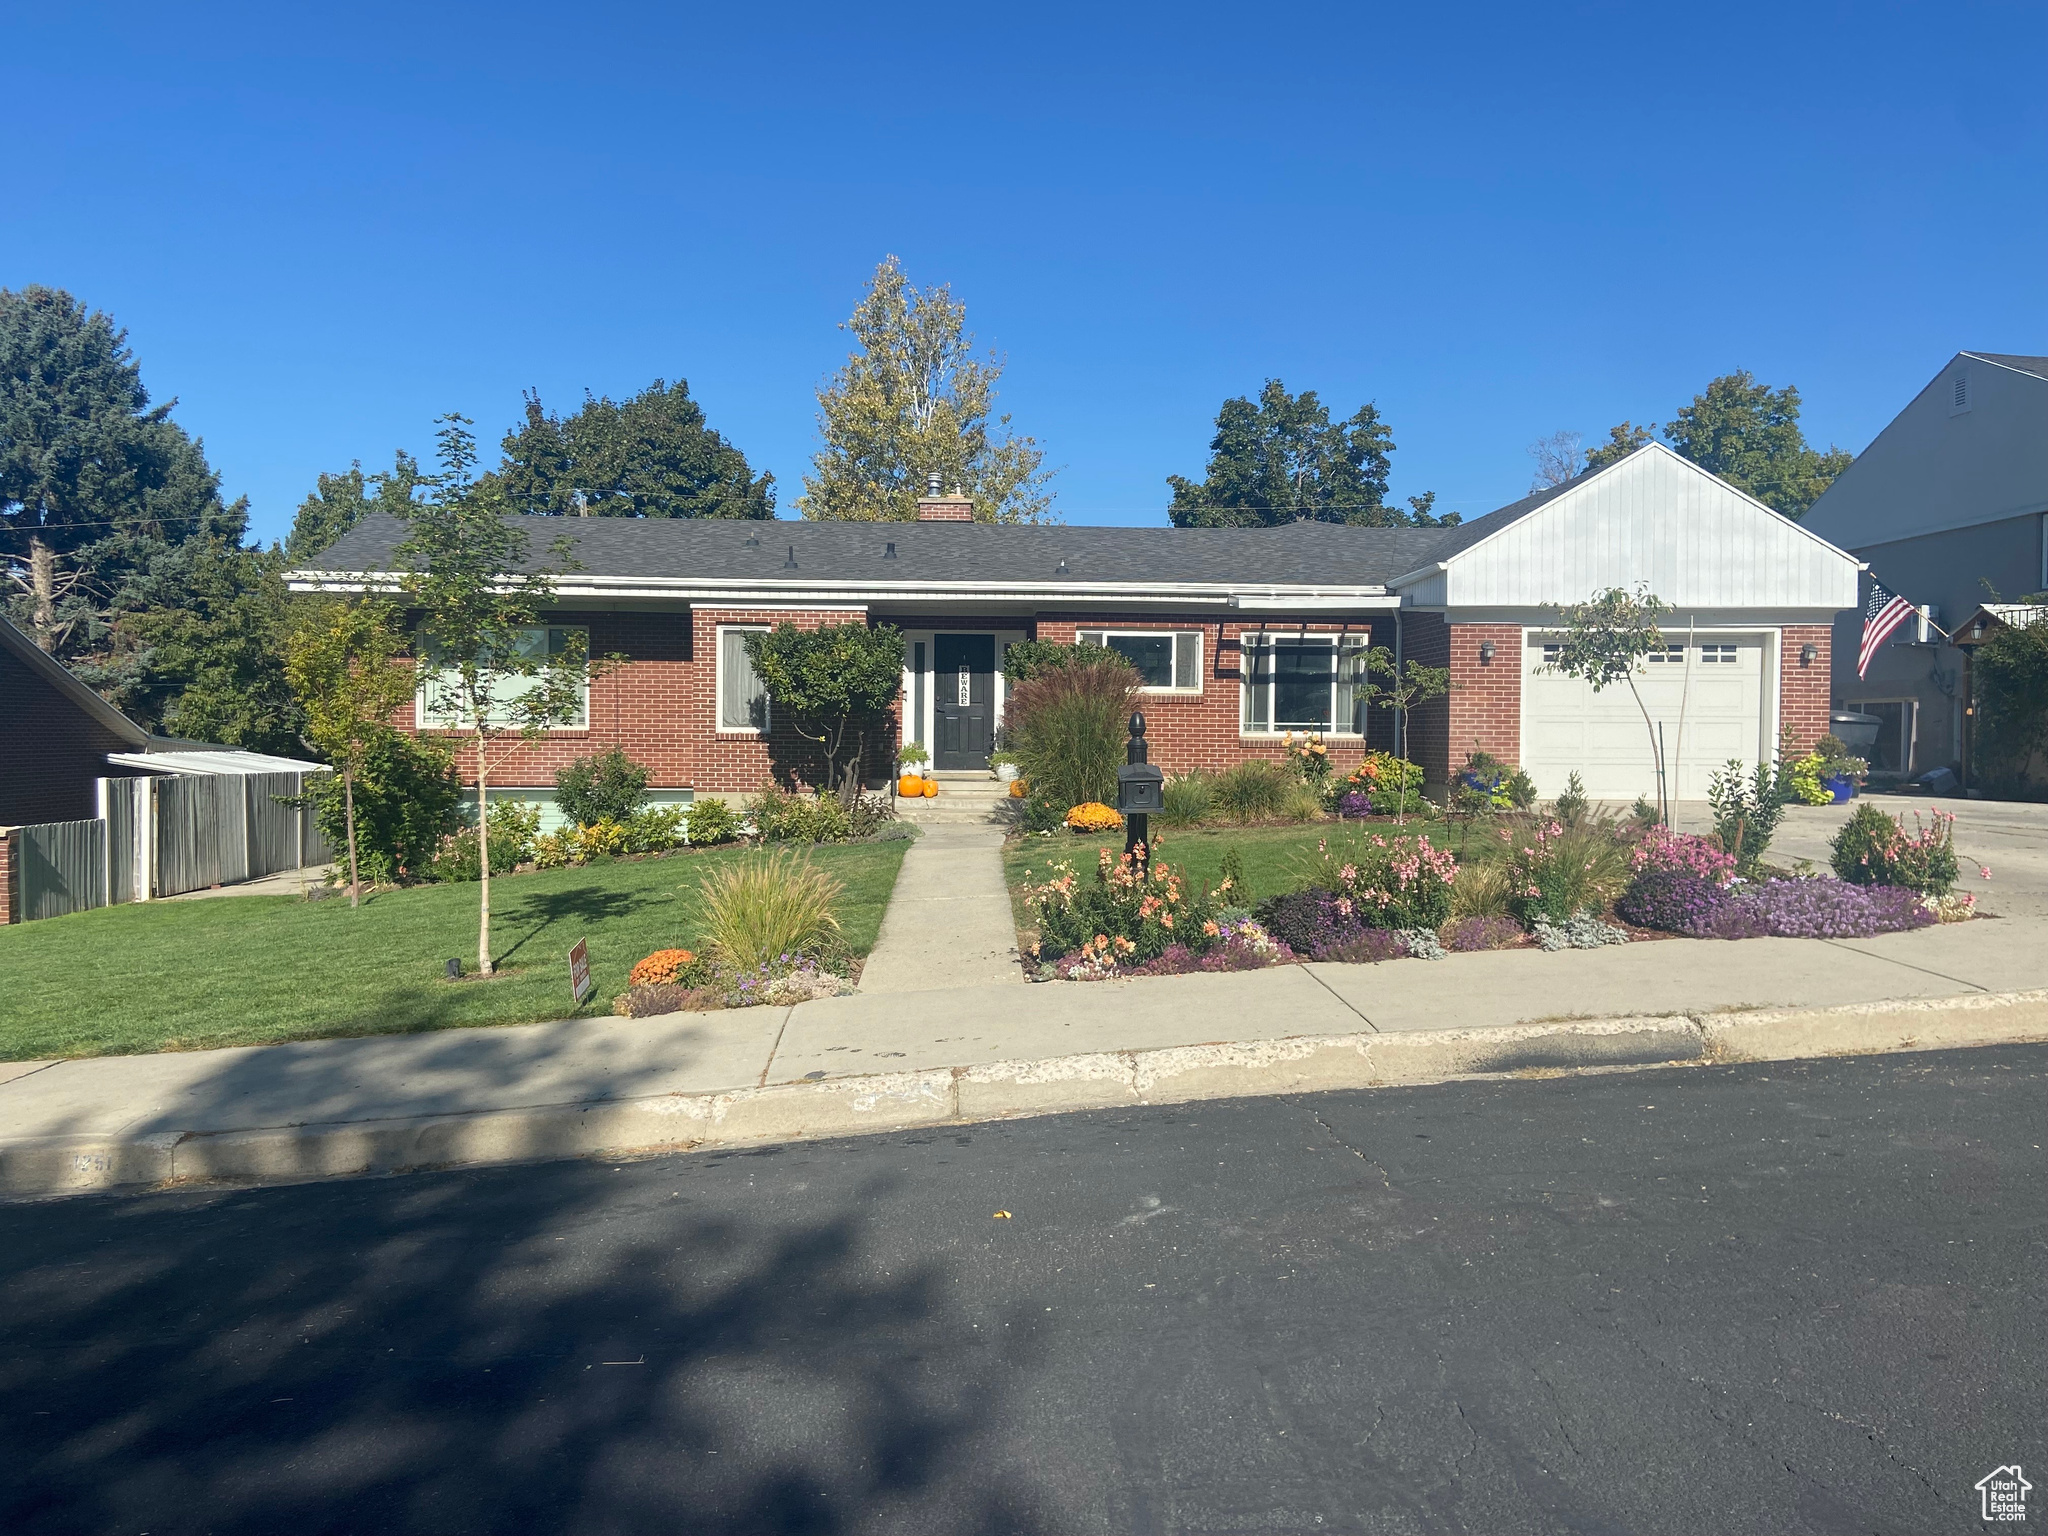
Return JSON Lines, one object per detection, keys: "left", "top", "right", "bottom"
{"left": 989, "top": 750, "right": 1019, "bottom": 783}
{"left": 1812, "top": 734, "right": 1868, "bottom": 803}
{"left": 896, "top": 741, "right": 931, "bottom": 799}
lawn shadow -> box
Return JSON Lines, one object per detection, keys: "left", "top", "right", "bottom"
{"left": 0, "top": 1160, "right": 1052, "bottom": 1533}
{"left": 495, "top": 883, "right": 669, "bottom": 964}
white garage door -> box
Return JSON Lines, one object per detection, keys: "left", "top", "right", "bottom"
{"left": 1522, "top": 634, "right": 1769, "bottom": 800}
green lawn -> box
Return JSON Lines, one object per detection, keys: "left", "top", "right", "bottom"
{"left": 0, "top": 841, "right": 909, "bottom": 1061}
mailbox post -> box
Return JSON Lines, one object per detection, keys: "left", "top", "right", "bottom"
{"left": 1115, "top": 711, "right": 1164, "bottom": 876}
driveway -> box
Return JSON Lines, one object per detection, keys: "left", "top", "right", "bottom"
{"left": 1670, "top": 795, "right": 2048, "bottom": 921}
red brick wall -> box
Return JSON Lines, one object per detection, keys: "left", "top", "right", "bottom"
{"left": 0, "top": 826, "right": 17, "bottom": 925}
{"left": 1779, "top": 625, "right": 1832, "bottom": 756}
{"left": 1401, "top": 617, "right": 1523, "bottom": 786}
{"left": 407, "top": 607, "right": 893, "bottom": 795}
{"left": 0, "top": 647, "right": 138, "bottom": 825}
{"left": 1030, "top": 615, "right": 1380, "bottom": 775}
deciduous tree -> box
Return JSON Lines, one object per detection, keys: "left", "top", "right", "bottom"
{"left": 801, "top": 257, "right": 1053, "bottom": 523}
{"left": 1662, "top": 372, "right": 1850, "bottom": 518}
{"left": 1527, "top": 430, "right": 1585, "bottom": 489}
{"left": 285, "top": 451, "right": 427, "bottom": 563}
{"left": 743, "top": 622, "right": 904, "bottom": 802}
{"left": 1549, "top": 585, "right": 1671, "bottom": 818}
{"left": 284, "top": 598, "right": 417, "bottom": 906}
{"left": 398, "top": 415, "right": 600, "bottom": 974}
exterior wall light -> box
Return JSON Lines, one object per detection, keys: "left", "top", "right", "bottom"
{"left": 1800, "top": 643, "right": 1818, "bottom": 666}
{"left": 1478, "top": 640, "right": 1495, "bottom": 664}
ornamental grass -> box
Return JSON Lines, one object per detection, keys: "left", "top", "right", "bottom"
{"left": 695, "top": 848, "right": 845, "bottom": 972}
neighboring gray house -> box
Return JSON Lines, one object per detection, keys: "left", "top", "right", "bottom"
{"left": 1801, "top": 351, "right": 2048, "bottom": 779}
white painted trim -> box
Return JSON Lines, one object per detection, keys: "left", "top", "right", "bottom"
{"left": 1076, "top": 627, "right": 1207, "bottom": 695}
{"left": 288, "top": 573, "right": 1392, "bottom": 606}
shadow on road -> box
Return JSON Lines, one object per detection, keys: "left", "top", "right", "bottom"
{"left": 0, "top": 1159, "right": 1046, "bottom": 1535}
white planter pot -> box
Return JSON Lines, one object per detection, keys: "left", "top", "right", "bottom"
{"left": 995, "top": 763, "right": 1019, "bottom": 782}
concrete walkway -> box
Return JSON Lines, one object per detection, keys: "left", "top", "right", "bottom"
{"left": 856, "top": 783, "right": 1023, "bottom": 993}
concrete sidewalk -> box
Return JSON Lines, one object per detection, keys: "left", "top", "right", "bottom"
{"left": 5, "top": 918, "right": 2047, "bottom": 1197}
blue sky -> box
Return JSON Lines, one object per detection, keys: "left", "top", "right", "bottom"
{"left": 7, "top": 2, "right": 2043, "bottom": 544}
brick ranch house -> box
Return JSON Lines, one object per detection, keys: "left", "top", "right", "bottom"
{"left": 289, "top": 444, "right": 1859, "bottom": 811}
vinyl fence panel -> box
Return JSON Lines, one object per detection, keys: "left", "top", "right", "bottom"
{"left": 19, "top": 818, "right": 108, "bottom": 922}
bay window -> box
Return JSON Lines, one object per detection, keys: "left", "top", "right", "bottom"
{"left": 1240, "top": 633, "right": 1369, "bottom": 734}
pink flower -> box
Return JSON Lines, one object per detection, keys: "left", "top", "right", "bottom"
{"left": 1979, "top": 866, "right": 1992, "bottom": 880}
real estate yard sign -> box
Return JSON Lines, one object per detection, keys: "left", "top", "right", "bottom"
{"left": 568, "top": 938, "right": 594, "bottom": 1005}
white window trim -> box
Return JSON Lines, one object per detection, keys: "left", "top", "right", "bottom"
{"left": 1237, "top": 631, "right": 1368, "bottom": 738}
{"left": 715, "top": 623, "right": 771, "bottom": 735}
{"left": 1078, "top": 628, "right": 1205, "bottom": 695}
{"left": 415, "top": 624, "right": 591, "bottom": 732}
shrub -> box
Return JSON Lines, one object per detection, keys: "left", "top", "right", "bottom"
{"left": 1786, "top": 753, "right": 1833, "bottom": 805}
{"left": 695, "top": 849, "right": 845, "bottom": 971}
{"left": 1707, "top": 758, "right": 1792, "bottom": 875}
{"left": 1122, "top": 918, "right": 1292, "bottom": 977}
{"left": 897, "top": 741, "right": 930, "bottom": 771}
{"left": 627, "top": 806, "right": 687, "bottom": 852}
{"left": 1829, "top": 804, "right": 1961, "bottom": 896}
{"left": 1217, "top": 847, "right": 1247, "bottom": 904}
{"left": 1975, "top": 618, "right": 2048, "bottom": 795}
{"left": 554, "top": 747, "right": 652, "bottom": 827}
{"left": 1284, "top": 731, "right": 1331, "bottom": 783}
{"left": 1279, "top": 782, "right": 1326, "bottom": 822}
{"left": 1442, "top": 914, "right": 1523, "bottom": 951}
{"left": 1552, "top": 771, "right": 1589, "bottom": 827}
{"left": 1255, "top": 889, "right": 1372, "bottom": 960}
{"left": 1330, "top": 751, "right": 1426, "bottom": 818}
{"left": 753, "top": 786, "right": 896, "bottom": 843}
{"left": 1160, "top": 771, "right": 1214, "bottom": 829}
{"left": 1008, "top": 651, "right": 1141, "bottom": 815}
{"left": 1018, "top": 848, "right": 1220, "bottom": 964}
{"left": 428, "top": 800, "right": 542, "bottom": 882}
{"left": 1297, "top": 828, "right": 1459, "bottom": 931}
{"left": 1001, "top": 638, "right": 1120, "bottom": 683}
{"left": 1617, "top": 868, "right": 1724, "bottom": 933}
{"left": 1630, "top": 825, "right": 1736, "bottom": 884}
{"left": 1066, "top": 801, "right": 1123, "bottom": 833}
{"left": 305, "top": 728, "right": 462, "bottom": 883}
{"left": 684, "top": 797, "right": 743, "bottom": 847}
{"left": 1212, "top": 759, "right": 1293, "bottom": 822}
{"left": 1496, "top": 819, "right": 1634, "bottom": 925}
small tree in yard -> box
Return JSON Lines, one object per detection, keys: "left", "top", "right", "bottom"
{"left": 283, "top": 597, "right": 415, "bottom": 907}
{"left": 1363, "top": 646, "right": 1450, "bottom": 823}
{"left": 398, "top": 415, "right": 601, "bottom": 975}
{"left": 1975, "top": 617, "right": 2048, "bottom": 796}
{"left": 1548, "top": 585, "right": 1671, "bottom": 819}
{"left": 744, "top": 621, "right": 904, "bottom": 803}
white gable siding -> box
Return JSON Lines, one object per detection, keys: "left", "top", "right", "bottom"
{"left": 1437, "top": 446, "right": 1859, "bottom": 611}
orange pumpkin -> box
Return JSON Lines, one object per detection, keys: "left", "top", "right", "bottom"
{"left": 897, "top": 774, "right": 923, "bottom": 797}
{"left": 922, "top": 779, "right": 939, "bottom": 797}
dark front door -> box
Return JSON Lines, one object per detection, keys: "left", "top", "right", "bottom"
{"left": 933, "top": 634, "right": 996, "bottom": 770}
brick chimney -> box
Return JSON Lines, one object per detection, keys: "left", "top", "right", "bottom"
{"left": 915, "top": 471, "right": 974, "bottom": 522}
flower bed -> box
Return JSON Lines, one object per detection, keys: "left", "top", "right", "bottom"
{"left": 1618, "top": 870, "right": 1935, "bottom": 940}
{"left": 615, "top": 950, "right": 853, "bottom": 1016}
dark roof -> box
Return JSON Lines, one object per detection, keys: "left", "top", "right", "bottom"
{"left": 1413, "top": 474, "right": 1584, "bottom": 564}
{"left": 1963, "top": 352, "right": 2048, "bottom": 380}
{"left": 0, "top": 613, "right": 150, "bottom": 747}
{"left": 301, "top": 513, "right": 1459, "bottom": 588}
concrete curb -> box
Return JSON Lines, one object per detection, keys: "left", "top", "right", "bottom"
{"left": 6, "top": 991, "right": 2046, "bottom": 1199}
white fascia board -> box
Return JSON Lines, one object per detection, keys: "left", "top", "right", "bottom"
{"left": 1424, "top": 605, "right": 1851, "bottom": 626}
{"left": 1228, "top": 593, "right": 1401, "bottom": 611}
{"left": 288, "top": 571, "right": 1393, "bottom": 608}
{"left": 1387, "top": 561, "right": 1446, "bottom": 591}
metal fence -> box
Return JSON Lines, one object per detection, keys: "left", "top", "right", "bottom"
{"left": 7, "top": 771, "right": 333, "bottom": 923}
{"left": 16, "top": 818, "right": 109, "bottom": 922}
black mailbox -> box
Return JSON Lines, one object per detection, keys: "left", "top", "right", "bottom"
{"left": 1116, "top": 762, "right": 1164, "bottom": 815}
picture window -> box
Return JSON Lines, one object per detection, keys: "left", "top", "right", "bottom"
{"left": 1076, "top": 629, "right": 1203, "bottom": 691}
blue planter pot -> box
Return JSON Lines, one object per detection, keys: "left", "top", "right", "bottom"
{"left": 1823, "top": 776, "right": 1854, "bottom": 804}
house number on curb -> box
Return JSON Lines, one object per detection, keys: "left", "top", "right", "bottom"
{"left": 958, "top": 662, "right": 971, "bottom": 705}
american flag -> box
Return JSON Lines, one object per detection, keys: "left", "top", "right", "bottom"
{"left": 1858, "top": 576, "right": 1916, "bottom": 678}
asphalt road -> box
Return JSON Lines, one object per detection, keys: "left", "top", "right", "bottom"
{"left": 3, "top": 1047, "right": 2043, "bottom": 1536}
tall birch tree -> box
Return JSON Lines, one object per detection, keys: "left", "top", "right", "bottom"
{"left": 801, "top": 257, "right": 1054, "bottom": 523}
